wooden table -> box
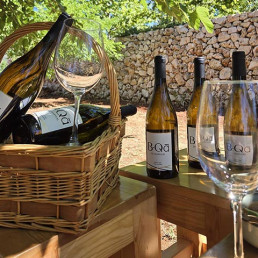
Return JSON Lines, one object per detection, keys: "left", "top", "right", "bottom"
{"left": 201, "top": 233, "right": 258, "bottom": 258}
{"left": 0, "top": 176, "right": 161, "bottom": 258}
{"left": 120, "top": 149, "right": 234, "bottom": 257}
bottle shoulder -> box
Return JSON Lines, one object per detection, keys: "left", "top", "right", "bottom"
{"left": 146, "top": 103, "right": 177, "bottom": 130}
{"left": 187, "top": 87, "right": 202, "bottom": 124}
{"left": 147, "top": 97, "right": 177, "bottom": 117}
{"left": 187, "top": 88, "right": 201, "bottom": 108}
{"left": 224, "top": 89, "right": 256, "bottom": 132}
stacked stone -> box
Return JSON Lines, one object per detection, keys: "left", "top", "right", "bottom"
{"left": 43, "top": 11, "right": 258, "bottom": 109}
{"left": 109, "top": 10, "right": 258, "bottom": 109}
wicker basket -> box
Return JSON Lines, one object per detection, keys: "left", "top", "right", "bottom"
{"left": 0, "top": 22, "right": 124, "bottom": 234}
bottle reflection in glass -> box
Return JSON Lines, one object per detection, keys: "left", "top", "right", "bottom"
{"left": 197, "top": 79, "right": 258, "bottom": 258}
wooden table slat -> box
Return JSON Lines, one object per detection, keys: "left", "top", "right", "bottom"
{"left": 0, "top": 176, "right": 160, "bottom": 258}
{"left": 119, "top": 149, "right": 234, "bottom": 250}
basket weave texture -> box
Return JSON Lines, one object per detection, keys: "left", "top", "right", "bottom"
{"left": 0, "top": 22, "right": 124, "bottom": 234}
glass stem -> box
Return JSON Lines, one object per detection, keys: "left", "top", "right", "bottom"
{"left": 231, "top": 197, "right": 244, "bottom": 258}
{"left": 69, "top": 93, "right": 82, "bottom": 145}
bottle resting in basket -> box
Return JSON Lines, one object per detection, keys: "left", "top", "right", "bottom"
{"left": 12, "top": 104, "right": 137, "bottom": 145}
{"left": 224, "top": 51, "right": 257, "bottom": 168}
{"left": 187, "top": 57, "right": 205, "bottom": 169}
{"left": 0, "top": 12, "right": 73, "bottom": 143}
{"left": 146, "top": 55, "right": 179, "bottom": 179}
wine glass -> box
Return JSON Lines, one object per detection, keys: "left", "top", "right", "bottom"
{"left": 196, "top": 80, "right": 258, "bottom": 257}
{"left": 54, "top": 18, "right": 104, "bottom": 146}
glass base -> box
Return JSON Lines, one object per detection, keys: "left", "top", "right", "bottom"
{"left": 66, "top": 139, "right": 81, "bottom": 146}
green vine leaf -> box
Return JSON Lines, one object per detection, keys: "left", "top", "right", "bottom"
{"left": 195, "top": 6, "right": 214, "bottom": 33}
{"left": 155, "top": 0, "right": 213, "bottom": 32}
{"left": 155, "top": 0, "right": 185, "bottom": 22}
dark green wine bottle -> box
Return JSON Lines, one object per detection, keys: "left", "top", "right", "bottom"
{"left": 12, "top": 104, "right": 137, "bottom": 145}
{"left": 0, "top": 13, "right": 73, "bottom": 143}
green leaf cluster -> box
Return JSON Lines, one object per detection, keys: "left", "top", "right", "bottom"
{"left": 0, "top": 0, "right": 257, "bottom": 69}
{"left": 155, "top": 0, "right": 258, "bottom": 33}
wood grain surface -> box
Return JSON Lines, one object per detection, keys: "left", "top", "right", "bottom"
{"left": 0, "top": 176, "right": 160, "bottom": 258}
{"left": 120, "top": 149, "right": 234, "bottom": 251}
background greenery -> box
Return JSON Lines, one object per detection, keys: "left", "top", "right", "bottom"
{"left": 0, "top": 0, "right": 257, "bottom": 64}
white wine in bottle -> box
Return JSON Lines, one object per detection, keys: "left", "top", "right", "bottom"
{"left": 224, "top": 51, "right": 256, "bottom": 168}
{"left": 187, "top": 57, "right": 205, "bottom": 169}
{"left": 146, "top": 55, "right": 179, "bottom": 179}
{"left": 0, "top": 13, "right": 72, "bottom": 142}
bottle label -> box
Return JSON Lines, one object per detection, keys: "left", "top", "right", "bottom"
{"left": 200, "top": 126, "right": 216, "bottom": 153}
{"left": 225, "top": 133, "right": 253, "bottom": 166}
{"left": 0, "top": 91, "right": 12, "bottom": 117}
{"left": 187, "top": 126, "right": 198, "bottom": 160}
{"left": 146, "top": 130, "right": 174, "bottom": 171}
{"left": 33, "top": 106, "right": 83, "bottom": 134}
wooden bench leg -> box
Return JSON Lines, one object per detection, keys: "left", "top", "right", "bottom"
{"left": 205, "top": 205, "right": 233, "bottom": 249}
{"left": 110, "top": 195, "right": 161, "bottom": 258}
{"left": 177, "top": 226, "right": 207, "bottom": 257}
{"left": 133, "top": 195, "right": 161, "bottom": 258}
{"left": 110, "top": 243, "right": 135, "bottom": 258}
{"left": 162, "top": 238, "right": 193, "bottom": 258}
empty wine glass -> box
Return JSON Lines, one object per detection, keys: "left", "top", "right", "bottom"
{"left": 196, "top": 80, "right": 258, "bottom": 257}
{"left": 54, "top": 18, "right": 104, "bottom": 146}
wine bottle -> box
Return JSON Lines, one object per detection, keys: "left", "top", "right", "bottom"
{"left": 146, "top": 55, "right": 179, "bottom": 179}
{"left": 12, "top": 104, "right": 137, "bottom": 145}
{"left": 0, "top": 13, "right": 73, "bottom": 143}
{"left": 187, "top": 57, "right": 205, "bottom": 169}
{"left": 224, "top": 51, "right": 256, "bottom": 167}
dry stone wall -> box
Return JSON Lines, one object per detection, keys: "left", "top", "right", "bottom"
{"left": 44, "top": 11, "right": 258, "bottom": 110}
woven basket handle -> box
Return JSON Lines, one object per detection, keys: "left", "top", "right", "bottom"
{"left": 0, "top": 22, "right": 121, "bottom": 128}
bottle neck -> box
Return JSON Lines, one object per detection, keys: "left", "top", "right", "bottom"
{"left": 155, "top": 77, "right": 167, "bottom": 88}
{"left": 44, "top": 13, "right": 70, "bottom": 41}
{"left": 232, "top": 75, "right": 246, "bottom": 80}
{"left": 36, "top": 13, "right": 71, "bottom": 56}
{"left": 194, "top": 59, "right": 205, "bottom": 90}
{"left": 154, "top": 60, "right": 167, "bottom": 90}
{"left": 232, "top": 52, "right": 246, "bottom": 80}
{"left": 194, "top": 77, "right": 205, "bottom": 89}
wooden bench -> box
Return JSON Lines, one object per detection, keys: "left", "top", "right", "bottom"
{"left": 0, "top": 176, "right": 161, "bottom": 258}
{"left": 201, "top": 233, "right": 258, "bottom": 258}
{"left": 120, "top": 149, "right": 234, "bottom": 257}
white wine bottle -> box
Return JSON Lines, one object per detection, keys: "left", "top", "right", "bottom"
{"left": 224, "top": 51, "right": 256, "bottom": 167}
{"left": 146, "top": 55, "right": 179, "bottom": 179}
{"left": 12, "top": 104, "right": 137, "bottom": 145}
{"left": 187, "top": 57, "right": 205, "bottom": 169}
{"left": 0, "top": 13, "right": 72, "bottom": 143}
